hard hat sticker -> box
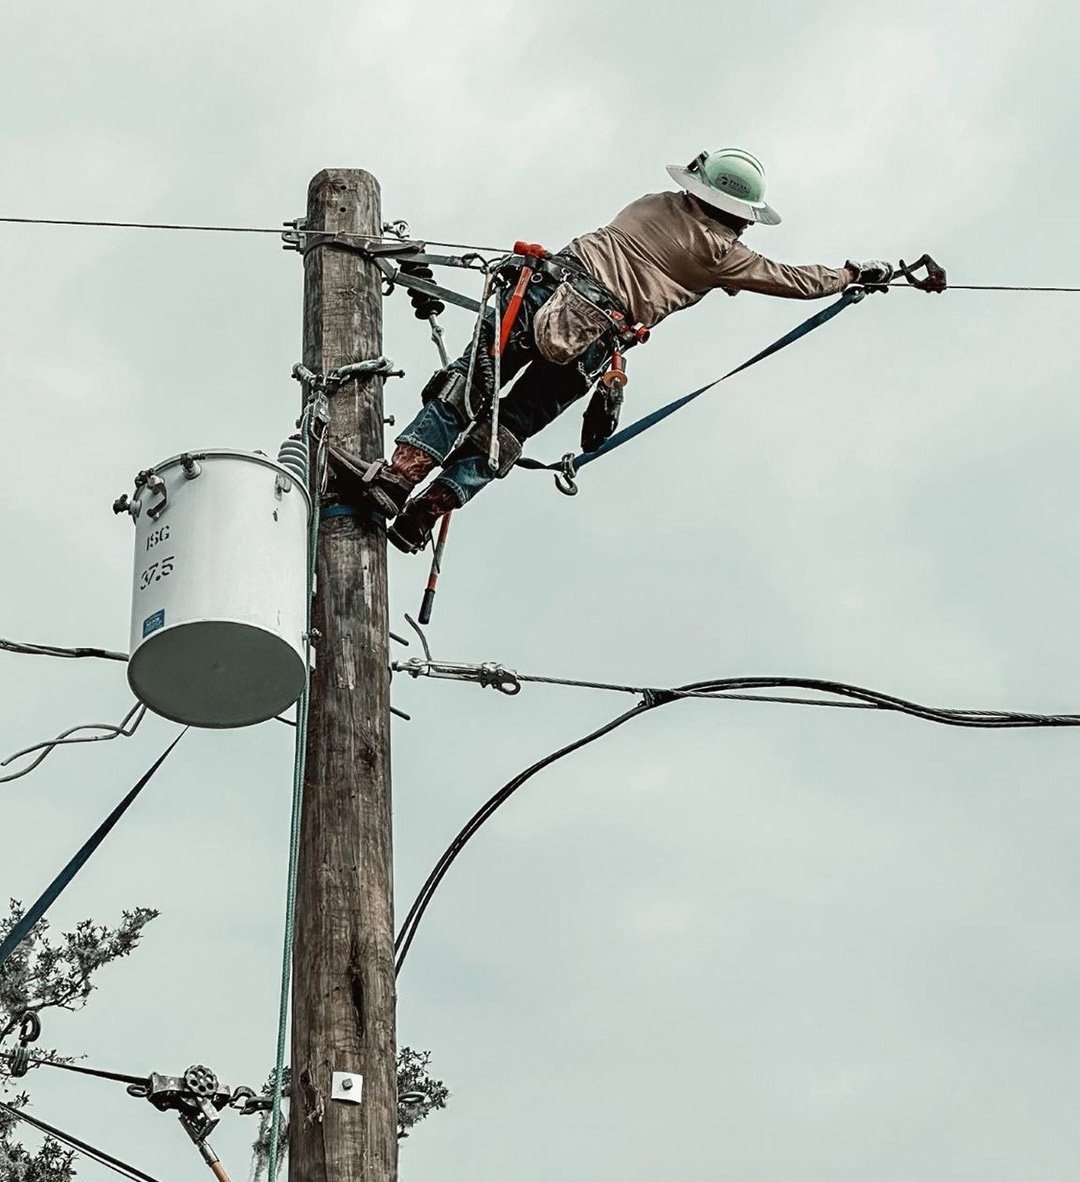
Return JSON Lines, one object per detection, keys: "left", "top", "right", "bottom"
{"left": 142, "top": 609, "right": 165, "bottom": 638}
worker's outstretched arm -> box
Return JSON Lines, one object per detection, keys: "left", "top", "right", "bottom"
{"left": 716, "top": 241, "right": 855, "bottom": 299}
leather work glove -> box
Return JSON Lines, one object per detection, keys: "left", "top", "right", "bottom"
{"left": 580, "top": 384, "right": 624, "bottom": 453}
{"left": 846, "top": 259, "right": 895, "bottom": 293}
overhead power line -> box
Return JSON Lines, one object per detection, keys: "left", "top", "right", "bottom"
{"left": 0, "top": 214, "right": 510, "bottom": 255}
{"left": 0, "top": 1049, "right": 149, "bottom": 1089}
{"left": 395, "top": 653, "right": 1080, "bottom": 728}
{"left": 1, "top": 703, "right": 147, "bottom": 785}
{"left": 393, "top": 672, "right": 1080, "bottom": 975}
{"left": 3, "top": 215, "right": 1080, "bottom": 292}
{"left": 0, "top": 637, "right": 127, "bottom": 662}
{"left": 0, "top": 1099, "right": 163, "bottom": 1182}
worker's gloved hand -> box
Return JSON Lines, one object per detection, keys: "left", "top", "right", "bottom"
{"left": 846, "top": 259, "right": 894, "bottom": 293}
{"left": 580, "top": 385, "right": 624, "bottom": 454}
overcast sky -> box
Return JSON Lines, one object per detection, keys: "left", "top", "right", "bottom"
{"left": 4, "top": 1, "right": 1080, "bottom": 1179}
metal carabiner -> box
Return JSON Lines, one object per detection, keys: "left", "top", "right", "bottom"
{"left": 554, "top": 453, "right": 579, "bottom": 497}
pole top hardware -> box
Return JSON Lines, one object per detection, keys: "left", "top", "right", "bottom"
{"left": 393, "top": 656, "right": 523, "bottom": 695}
{"left": 281, "top": 216, "right": 308, "bottom": 252}
{"left": 113, "top": 467, "right": 174, "bottom": 521}
{"left": 291, "top": 357, "right": 404, "bottom": 395}
{"left": 393, "top": 612, "right": 522, "bottom": 695}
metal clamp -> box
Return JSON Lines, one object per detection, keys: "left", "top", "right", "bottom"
{"left": 330, "top": 357, "right": 404, "bottom": 383}
{"left": 141, "top": 472, "right": 169, "bottom": 520}
{"left": 392, "top": 657, "right": 522, "bottom": 696}
{"left": 292, "top": 357, "right": 404, "bottom": 394}
{"left": 281, "top": 216, "right": 308, "bottom": 252}
{"left": 112, "top": 468, "right": 168, "bottom": 521}
{"left": 897, "top": 253, "right": 947, "bottom": 293}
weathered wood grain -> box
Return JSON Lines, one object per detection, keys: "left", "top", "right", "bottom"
{"left": 291, "top": 169, "right": 397, "bottom": 1182}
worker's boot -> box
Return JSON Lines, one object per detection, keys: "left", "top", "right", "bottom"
{"left": 328, "top": 441, "right": 437, "bottom": 519}
{"left": 387, "top": 480, "right": 462, "bottom": 553}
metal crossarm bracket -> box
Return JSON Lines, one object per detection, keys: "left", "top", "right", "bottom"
{"left": 377, "top": 258, "right": 484, "bottom": 315}
{"left": 297, "top": 232, "right": 490, "bottom": 315}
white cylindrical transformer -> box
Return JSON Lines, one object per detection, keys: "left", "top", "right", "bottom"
{"left": 119, "top": 448, "right": 311, "bottom": 728}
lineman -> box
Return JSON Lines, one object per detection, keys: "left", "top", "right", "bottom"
{"left": 330, "top": 148, "right": 893, "bottom": 552}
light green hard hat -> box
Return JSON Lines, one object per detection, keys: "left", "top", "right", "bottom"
{"left": 666, "top": 148, "right": 781, "bottom": 226}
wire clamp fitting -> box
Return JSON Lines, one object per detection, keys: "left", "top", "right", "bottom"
{"left": 292, "top": 357, "right": 404, "bottom": 396}
{"left": 392, "top": 656, "right": 522, "bottom": 696}
{"left": 281, "top": 216, "right": 308, "bottom": 252}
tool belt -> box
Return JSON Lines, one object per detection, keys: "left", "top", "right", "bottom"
{"left": 529, "top": 250, "right": 648, "bottom": 367}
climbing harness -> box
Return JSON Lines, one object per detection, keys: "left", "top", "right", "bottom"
{"left": 0, "top": 729, "right": 187, "bottom": 972}
{"left": 416, "top": 242, "right": 550, "bottom": 623}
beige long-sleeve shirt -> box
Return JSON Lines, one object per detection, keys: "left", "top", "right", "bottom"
{"left": 567, "top": 191, "right": 851, "bottom": 329}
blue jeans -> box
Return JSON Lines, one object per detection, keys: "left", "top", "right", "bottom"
{"left": 396, "top": 271, "right": 610, "bottom": 506}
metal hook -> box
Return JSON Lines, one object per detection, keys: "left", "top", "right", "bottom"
{"left": 554, "top": 453, "right": 579, "bottom": 497}
{"left": 896, "top": 253, "right": 948, "bottom": 293}
{"left": 18, "top": 1012, "right": 41, "bottom": 1045}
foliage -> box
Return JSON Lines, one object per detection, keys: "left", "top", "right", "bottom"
{"left": 395, "top": 1047, "right": 449, "bottom": 1138}
{"left": 0, "top": 899, "right": 159, "bottom": 1181}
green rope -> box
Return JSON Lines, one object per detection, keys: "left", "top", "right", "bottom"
{"left": 268, "top": 410, "right": 323, "bottom": 1180}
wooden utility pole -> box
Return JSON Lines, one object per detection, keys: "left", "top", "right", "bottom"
{"left": 291, "top": 170, "right": 397, "bottom": 1182}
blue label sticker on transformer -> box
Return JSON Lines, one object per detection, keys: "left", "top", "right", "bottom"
{"left": 142, "top": 609, "right": 165, "bottom": 638}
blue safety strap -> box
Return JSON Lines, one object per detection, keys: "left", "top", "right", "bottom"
{"left": 517, "top": 288, "right": 865, "bottom": 476}
{"left": 320, "top": 503, "right": 359, "bottom": 521}
{"left": 0, "top": 729, "right": 187, "bottom": 971}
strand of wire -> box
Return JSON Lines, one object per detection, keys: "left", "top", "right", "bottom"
{"left": 267, "top": 396, "right": 324, "bottom": 1182}
{"left": 394, "top": 673, "right": 1080, "bottom": 975}
{"left": 886, "top": 282, "right": 1080, "bottom": 292}
{"left": 0, "top": 1049, "right": 148, "bottom": 1088}
{"left": 0, "top": 214, "right": 511, "bottom": 255}
{"left": 6, "top": 217, "right": 1080, "bottom": 292}
{"left": 395, "top": 703, "right": 647, "bottom": 974}
{"left": 0, "top": 637, "right": 127, "bottom": 662}
{"left": 405, "top": 660, "right": 1080, "bottom": 726}
{"left": 0, "top": 1099, "right": 163, "bottom": 1182}
{"left": 0, "top": 703, "right": 147, "bottom": 785}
